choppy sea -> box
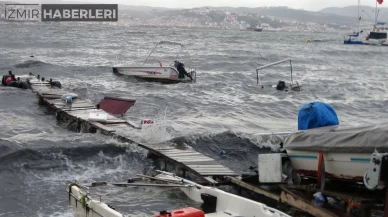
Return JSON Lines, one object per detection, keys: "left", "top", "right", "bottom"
{"left": 1, "top": 22, "right": 388, "bottom": 216}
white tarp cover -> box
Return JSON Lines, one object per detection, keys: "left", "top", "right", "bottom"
{"left": 285, "top": 123, "right": 388, "bottom": 153}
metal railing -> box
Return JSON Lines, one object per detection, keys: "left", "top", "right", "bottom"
{"left": 256, "top": 59, "right": 293, "bottom": 85}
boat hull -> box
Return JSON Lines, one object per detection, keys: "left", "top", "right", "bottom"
{"left": 113, "top": 66, "right": 194, "bottom": 83}
{"left": 287, "top": 150, "right": 371, "bottom": 181}
{"left": 344, "top": 40, "right": 363, "bottom": 45}
{"left": 363, "top": 40, "right": 386, "bottom": 46}
{"left": 68, "top": 184, "right": 123, "bottom": 217}
{"left": 67, "top": 173, "right": 290, "bottom": 217}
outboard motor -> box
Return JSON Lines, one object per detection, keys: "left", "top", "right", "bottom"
{"left": 2, "top": 75, "right": 10, "bottom": 86}
{"left": 364, "top": 151, "right": 388, "bottom": 190}
{"left": 276, "top": 80, "right": 286, "bottom": 91}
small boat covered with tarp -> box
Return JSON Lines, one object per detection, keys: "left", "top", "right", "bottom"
{"left": 284, "top": 102, "right": 388, "bottom": 189}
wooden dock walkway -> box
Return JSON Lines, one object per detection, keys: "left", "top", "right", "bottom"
{"left": 27, "top": 76, "right": 237, "bottom": 182}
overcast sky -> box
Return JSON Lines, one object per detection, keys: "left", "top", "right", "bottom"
{"left": 76, "top": 0, "right": 384, "bottom": 11}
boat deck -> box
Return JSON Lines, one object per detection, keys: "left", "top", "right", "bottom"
{"left": 27, "top": 76, "right": 237, "bottom": 183}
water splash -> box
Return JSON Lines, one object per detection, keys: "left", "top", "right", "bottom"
{"left": 139, "top": 106, "right": 173, "bottom": 144}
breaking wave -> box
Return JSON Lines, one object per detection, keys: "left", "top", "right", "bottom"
{"left": 0, "top": 144, "right": 147, "bottom": 173}
{"left": 14, "top": 60, "right": 51, "bottom": 68}
{"left": 0, "top": 130, "right": 285, "bottom": 177}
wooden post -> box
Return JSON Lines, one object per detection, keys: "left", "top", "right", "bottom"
{"left": 384, "top": 186, "right": 388, "bottom": 217}
{"left": 38, "top": 96, "right": 44, "bottom": 105}
{"left": 76, "top": 118, "right": 81, "bottom": 132}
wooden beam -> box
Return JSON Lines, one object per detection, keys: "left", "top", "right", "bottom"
{"left": 280, "top": 188, "right": 338, "bottom": 217}
{"left": 227, "top": 176, "right": 280, "bottom": 201}
{"left": 112, "top": 183, "right": 186, "bottom": 187}
{"left": 136, "top": 174, "right": 184, "bottom": 185}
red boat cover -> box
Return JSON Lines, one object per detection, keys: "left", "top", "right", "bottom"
{"left": 97, "top": 96, "right": 136, "bottom": 116}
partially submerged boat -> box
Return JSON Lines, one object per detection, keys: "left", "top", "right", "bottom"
{"left": 113, "top": 41, "right": 196, "bottom": 83}
{"left": 256, "top": 59, "right": 301, "bottom": 92}
{"left": 67, "top": 171, "right": 290, "bottom": 217}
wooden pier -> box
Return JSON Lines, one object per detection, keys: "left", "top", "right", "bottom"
{"left": 27, "top": 76, "right": 237, "bottom": 184}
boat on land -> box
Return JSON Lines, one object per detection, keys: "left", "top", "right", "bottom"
{"left": 113, "top": 41, "right": 196, "bottom": 83}
{"left": 256, "top": 102, "right": 388, "bottom": 191}
{"left": 67, "top": 171, "right": 290, "bottom": 217}
{"left": 285, "top": 123, "right": 388, "bottom": 184}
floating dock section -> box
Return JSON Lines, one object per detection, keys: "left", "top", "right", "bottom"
{"left": 27, "top": 76, "right": 237, "bottom": 184}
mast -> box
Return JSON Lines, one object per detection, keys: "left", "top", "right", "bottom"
{"left": 358, "top": 0, "right": 360, "bottom": 32}
{"left": 375, "top": 0, "right": 378, "bottom": 26}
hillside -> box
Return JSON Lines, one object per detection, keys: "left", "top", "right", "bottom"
{"left": 320, "top": 5, "right": 388, "bottom": 22}
{"left": 118, "top": 6, "right": 360, "bottom": 30}
{"left": 0, "top": 1, "right": 366, "bottom": 31}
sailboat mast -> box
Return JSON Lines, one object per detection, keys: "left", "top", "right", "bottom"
{"left": 358, "top": 0, "right": 360, "bottom": 32}
{"left": 375, "top": 0, "right": 378, "bottom": 25}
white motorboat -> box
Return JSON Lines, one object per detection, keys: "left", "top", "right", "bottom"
{"left": 67, "top": 171, "right": 290, "bottom": 217}
{"left": 284, "top": 123, "right": 388, "bottom": 182}
{"left": 113, "top": 41, "right": 196, "bottom": 83}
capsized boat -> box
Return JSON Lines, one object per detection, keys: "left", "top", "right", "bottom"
{"left": 67, "top": 171, "right": 290, "bottom": 217}
{"left": 113, "top": 41, "right": 196, "bottom": 83}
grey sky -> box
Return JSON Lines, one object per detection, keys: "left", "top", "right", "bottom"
{"left": 77, "top": 0, "right": 384, "bottom": 11}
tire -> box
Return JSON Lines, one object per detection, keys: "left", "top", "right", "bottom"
{"left": 18, "top": 81, "right": 29, "bottom": 89}
{"left": 51, "top": 81, "right": 62, "bottom": 88}
{"left": 7, "top": 81, "right": 18, "bottom": 88}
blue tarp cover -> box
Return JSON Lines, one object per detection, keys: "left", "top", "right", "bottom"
{"left": 298, "top": 102, "right": 339, "bottom": 130}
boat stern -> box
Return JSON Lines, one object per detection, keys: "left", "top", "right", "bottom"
{"left": 112, "top": 67, "right": 120, "bottom": 75}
